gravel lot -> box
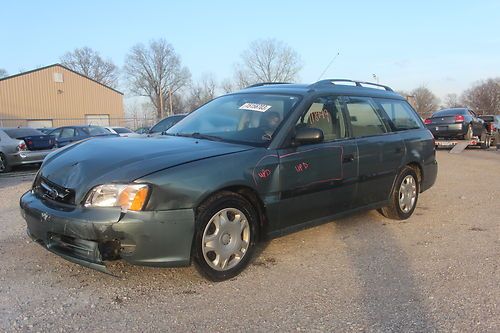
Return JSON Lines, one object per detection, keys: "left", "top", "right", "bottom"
{"left": 0, "top": 149, "right": 499, "bottom": 332}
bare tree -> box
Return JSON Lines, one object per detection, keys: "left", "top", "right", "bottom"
{"left": 124, "top": 39, "right": 191, "bottom": 120}
{"left": 232, "top": 38, "right": 302, "bottom": 89}
{"left": 185, "top": 74, "right": 218, "bottom": 112}
{"left": 0, "top": 68, "right": 8, "bottom": 78}
{"left": 442, "top": 93, "right": 461, "bottom": 108}
{"left": 411, "top": 86, "right": 440, "bottom": 118}
{"left": 461, "top": 78, "right": 500, "bottom": 115}
{"left": 60, "top": 47, "right": 118, "bottom": 88}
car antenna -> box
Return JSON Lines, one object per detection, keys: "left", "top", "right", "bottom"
{"left": 317, "top": 51, "right": 340, "bottom": 81}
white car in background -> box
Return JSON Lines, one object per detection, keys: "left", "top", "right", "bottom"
{"left": 104, "top": 127, "right": 143, "bottom": 138}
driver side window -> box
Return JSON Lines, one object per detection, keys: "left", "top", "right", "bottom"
{"left": 296, "top": 96, "right": 347, "bottom": 141}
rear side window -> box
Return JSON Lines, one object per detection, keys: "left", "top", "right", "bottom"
{"left": 60, "top": 128, "right": 76, "bottom": 139}
{"left": 377, "top": 99, "right": 423, "bottom": 131}
{"left": 345, "top": 97, "right": 387, "bottom": 137}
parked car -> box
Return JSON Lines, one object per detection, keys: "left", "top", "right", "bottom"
{"left": 134, "top": 127, "right": 150, "bottom": 135}
{"left": 48, "top": 125, "right": 118, "bottom": 147}
{"left": 148, "top": 114, "right": 186, "bottom": 136}
{"left": 20, "top": 79, "right": 438, "bottom": 281}
{"left": 0, "top": 127, "right": 56, "bottom": 173}
{"left": 37, "top": 128, "right": 54, "bottom": 134}
{"left": 478, "top": 115, "right": 500, "bottom": 146}
{"left": 424, "top": 108, "right": 486, "bottom": 140}
{"left": 104, "top": 126, "right": 143, "bottom": 138}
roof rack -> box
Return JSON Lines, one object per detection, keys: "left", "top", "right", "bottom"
{"left": 244, "top": 82, "right": 291, "bottom": 89}
{"left": 310, "top": 79, "right": 393, "bottom": 92}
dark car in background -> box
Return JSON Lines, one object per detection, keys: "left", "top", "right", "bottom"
{"left": 20, "top": 79, "right": 437, "bottom": 281}
{"left": 0, "top": 127, "right": 55, "bottom": 173}
{"left": 37, "top": 128, "right": 55, "bottom": 135}
{"left": 48, "top": 125, "right": 118, "bottom": 147}
{"left": 479, "top": 115, "right": 500, "bottom": 147}
{"left": 424, "top": 108, "right": 485, "bottom": 139}
{"left": 147, "top": 114, "right": 186, "bottom": 136}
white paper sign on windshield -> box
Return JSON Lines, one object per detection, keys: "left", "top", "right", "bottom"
{"left": 238, "top": 103, "right": 272, "bottom": 112}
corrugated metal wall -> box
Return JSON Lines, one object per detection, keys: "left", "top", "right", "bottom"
{"left": 0, "top": 65, "right": 124, "bottom": 127}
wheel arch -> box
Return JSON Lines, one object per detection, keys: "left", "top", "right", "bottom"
{"left": 195, "top": 185, "right": 268, "bottom": 240}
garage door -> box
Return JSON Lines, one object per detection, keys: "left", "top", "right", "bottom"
{"left": 85, "top": 114, "right": 110, "bottom": 126}
{"left": 27, "top": 120, "right": 53, "bottom": 128}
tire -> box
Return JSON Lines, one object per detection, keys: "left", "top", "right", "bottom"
{"left": 378, "top": 166, "right": 419, "bottom": 220}
{"left": 480, "top": 132, "right": 491, "bottom": 149}
{"left": 464, "top": 124, "right": 473, "bottom": 140}
{"left": 193, "top": 191, "right": 258, "bottom": 281}
{"left": 0, "top": 153, "right": 12, "bottom": 173}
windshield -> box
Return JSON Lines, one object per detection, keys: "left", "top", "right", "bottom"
{"left": 113, "top": 127, "right": 134, "bottom": 134}
{"left": 82, "top": 126, "right": 111, "bottom": 135}
{"left": 167, "top": 94, "right": 301, "bottom": 145}
{"left": 4, "top": 128, "right": 45, "bottom": 139}
{"left": 150, "top": 115, "right": 185, "bottom": 133}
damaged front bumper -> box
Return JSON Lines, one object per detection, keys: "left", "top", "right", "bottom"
{"left": 20, "top": 191, "right": 195, "bottom": 274}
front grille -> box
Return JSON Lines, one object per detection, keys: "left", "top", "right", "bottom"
{"left": 33, "top": 176, "right": 76, "bottom": 205}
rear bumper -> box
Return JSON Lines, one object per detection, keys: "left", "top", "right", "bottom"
{"left": 421, "top": 159, "right": 438, "bottom": 193}
{"left": 7, "top": 149, "right": 54, "bottom": 166}
{"left": 20, "top": 191, "right": 195, "bottom": 272}
{"left": 426, "top": 123, "right": 465, "bottom": 138}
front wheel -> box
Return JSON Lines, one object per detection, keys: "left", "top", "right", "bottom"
{"left": 378, "top": 167, "right": 419, "bottom": 220}
{"left": 193, "top": 192, "right": 258, "bottom": 281}
{"left": 0, "top": 153, "right": 12, "bottom": 173}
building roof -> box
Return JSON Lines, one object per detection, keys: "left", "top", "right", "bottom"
{"left": 0, "top": 63, "right": 123, "bottom": 95}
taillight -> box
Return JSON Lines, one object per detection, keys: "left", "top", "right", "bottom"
{"left": 455, "top": 115, "right": 464, "bottom": 122}
{"left": 424, "top": 118, "right": 432, "bottom": 125}
{"left": 17, "top": 141, "right": 27, "bottom": 151}
{"left": 490, "top": 123, "right": 496, "bottom": 131}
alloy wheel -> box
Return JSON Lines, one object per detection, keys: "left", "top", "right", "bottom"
{"left": 398, "top": 175, "right": 417, "bottom": 213}
{"left": 202, "top": 208, "right": 251, "bottom": 271}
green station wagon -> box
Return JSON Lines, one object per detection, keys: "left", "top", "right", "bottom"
{"left": 20, "top": 79, "right": 438, "bottom": 281}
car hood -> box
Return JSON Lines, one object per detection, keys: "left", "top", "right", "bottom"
{"left": 40, "top": 136, "right": 254, "bottom": 202}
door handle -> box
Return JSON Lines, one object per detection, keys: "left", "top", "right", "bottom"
{"left": 342, "top": 154, "right": 355, "bottom": 163}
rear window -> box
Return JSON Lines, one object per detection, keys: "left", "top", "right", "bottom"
{"left": 479, "top": 116, "right": 494, "bottom": 122}
{"left": 113, "top": 127, "right": 133, "bottom": 134}
{"left": 3, "top": 128, "right": 44, "bottom": 139}
{"left": 432, "top": 109, "right": 466, "bottom": 117}
{"left": 150, "top": 116, "right": 184, "bottom": 133}
{"left": 345, "top": 97, "right": 388, "bottom": 137}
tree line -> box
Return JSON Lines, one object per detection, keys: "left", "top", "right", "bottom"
{"left": 1, "top": 38, "right": 499, "bottom": 120}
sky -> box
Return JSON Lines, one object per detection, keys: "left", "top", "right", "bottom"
{"left": 1, "top": 0, "right": 499, "bottom": 101}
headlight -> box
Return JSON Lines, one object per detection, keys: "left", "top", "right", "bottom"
{"left": 84, "top": 184, "right": 150, "bottom": 211}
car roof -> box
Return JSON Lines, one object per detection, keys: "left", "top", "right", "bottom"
{"left": 233, "top": 80, "right": 405, "bottom": 100}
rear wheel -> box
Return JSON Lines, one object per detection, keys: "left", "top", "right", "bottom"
{"left": 480, "top": 131, "right": 491, "bottom": 149}
{"left": 379, "top": 167, "right": 419, "bottom": 220}
{"left": 193, "top": 192, "right": 258, "bottom": 281}
{"left": 0, "top": 153, "right": 12, "bottom": 173}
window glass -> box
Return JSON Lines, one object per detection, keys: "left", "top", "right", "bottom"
{"left": 60, "top": 128, "right": 75, "bottom": 139}
{"left": 345, "top": 97, "right": 387, "bottom": 137}
{"left": 113, "top": 127, "right": 134, "bottom": 134}
{"left": 86, "top": 126, "right": 110, "bottom": 135}
{"left": 49, "top": 128, "right": 62, "bottom": 137}
{"left": 377, "top": 99, "right": 422, "bottom": 131}
{"left": 167, "top": 94, "right": 300, "bottom": 145}
{"left": 3, "top": 128, "right": 44, "bottom": 139}
{"left": 296, "top": 96, "right": 346, "bottom": 141}
{"left": 150, "top": 117, "right": 182, "bottom": 133}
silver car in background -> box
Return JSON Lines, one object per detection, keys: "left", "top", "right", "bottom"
{"left": 104, "top": 126, "right": 143, "bottom": 138}
{"left": 0, "top": 128, "right": 56, "bottom": 173}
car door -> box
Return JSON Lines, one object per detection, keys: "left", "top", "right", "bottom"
{"left": 277, "top": 95, "right": 358, "bottom": 229}
{"left": 58, "top": 127, "right": 77, "bottom": 147}
{"left": 343, "top": 96, "right": 405, "bottom": 207}
{"left": 468, "top": 109, "right": 483, "bottom": 136}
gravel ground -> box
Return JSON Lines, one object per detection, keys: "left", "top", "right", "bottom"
{"left": 0, "top": 149, "right": 499, "bottom": 332}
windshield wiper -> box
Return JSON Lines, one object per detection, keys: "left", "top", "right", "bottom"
{"left": 174, "top": 132, "right": 223, "bottom": 141}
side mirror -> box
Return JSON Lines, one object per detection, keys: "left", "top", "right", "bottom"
{"left": 294, "top": 127, "right": 324, "bottom": 145}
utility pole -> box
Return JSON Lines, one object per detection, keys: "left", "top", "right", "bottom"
{"left": 169, "top": 86, "right": 173, "bottom": 116}
{"left": 159, "top": 86, "right": 164, "bottom": 120}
